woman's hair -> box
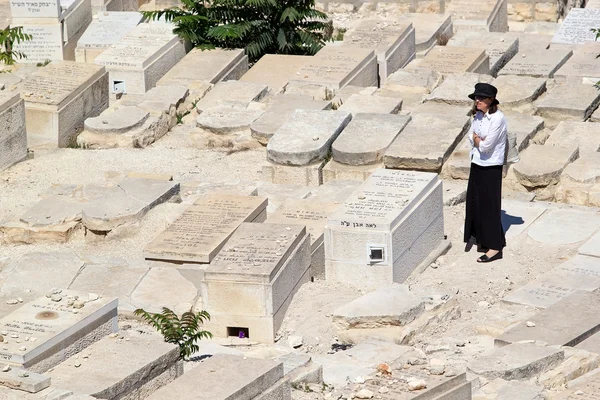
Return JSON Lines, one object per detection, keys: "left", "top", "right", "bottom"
{"left": 470, "top": 99, "right": 498, "bottom": 116}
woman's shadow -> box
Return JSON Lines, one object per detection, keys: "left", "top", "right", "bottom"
{"left": 502, "top": 210, "right": 525, "bottom": 235}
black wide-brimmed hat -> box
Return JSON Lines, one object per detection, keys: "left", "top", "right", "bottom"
{"left": 468, "top": 83, "right": 499, "bottom": 105}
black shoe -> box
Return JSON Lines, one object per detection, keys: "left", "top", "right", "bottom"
{"left": 477, "top": 251, "right": 503, "bottom": 263}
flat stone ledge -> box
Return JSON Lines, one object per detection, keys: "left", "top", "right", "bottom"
{"left": 84, "top": 106, "right": 149, "bottom": 134}
{"left": 513, "top": 144, "right": 579, "bottom": 188}
{"left": 196, "top": 106, "right": 264, "bottom": 134}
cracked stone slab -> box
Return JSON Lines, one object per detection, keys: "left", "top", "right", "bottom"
{"left": 384, "top": 67, "right": 442, "bottom": 94}
{"left": 447, "top": 31, "right": 519, "bottom": 75}
{"left": 0, "top": 367, "right": 50, "bottom": 393}
{"left": 338, "top": 94, "right": 402, "bottom": 114}
{"left": 513, "top": 144, "right": 579, "bottom": 188}
{"left": 546, "top": 121, "right": 600, "bottom": 155}
{"left": 332, "top": 113, "right": 411, "bottom": 165}
{"left": 425, "top": 73, "right": 493, "bottom": 106}
{"left": 196, "top": 106, "right": 264, "bottom": 134}
{"left": 498, "top": 49, "right": 572, "bottom": 78}
{"left": 196, "top": 81, "right": 268, "bottom": 113}
{"left": 267, "top": 109, "right": 352, "bottom": 166}
{"left": 528, "top": 209, "right": 600, "bottom": 245}
{"left": 535, "top": 83, "right": 600, "bottom": 121}
{"left": 492, "top": 75, "right": 546, "bottom": 108}
{"left": 84, "top": 106, "right": 149, "bottom": 134}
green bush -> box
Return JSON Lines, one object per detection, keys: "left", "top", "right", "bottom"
{"left": 0, "top": 26, "right": 32, "bottom": 66}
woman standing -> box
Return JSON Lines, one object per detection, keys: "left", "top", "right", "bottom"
{"left": 463, "top": 83, "right": 507, "bottom": 263}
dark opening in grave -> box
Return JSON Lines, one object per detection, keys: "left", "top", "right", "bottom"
{"left": 369, "top": 246, "right": 384, "bottom": 262}
{"left": 227, "top": 326, "right": 249, "bottom": 339}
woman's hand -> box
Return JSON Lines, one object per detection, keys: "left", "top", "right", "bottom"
{"left": 473, "top": 133, "right": 482, "bottom": 148}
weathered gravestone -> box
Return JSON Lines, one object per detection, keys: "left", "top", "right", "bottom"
{"left": 204, "top": 223, "right": 311, "bottom": 343}
{"left": 447, "top": 31, "right": 518, "bottom": 76}
{"left": 397, "top": 13, "right": 453, "bottom": 58}
{"left": 240, "top": 54, "right": 310, "bottom": 93}
{"left": 325, "top": 169, "right": 444, "bottom": 288}
{"left": 446, "top": 0, "right": 508, "bottom": 32}
{"left": 553, "top": 368, "right": 600, "bottom": 399}
{"left": 418, "top": 46, "right": 490, "bottom": 75}
{"left": 0, "top": 291, "right": 117, "bottom": 373}
{"left": 22, "top": 61, "right": 108, "bottom": 147}
{"left": 535, "top": 82, "right": 600, "bottom": 123}
{"left": 551, "top": 8, "right": 600, "bottom": 46}
{"left": 0, "top": 91, "right": 27, "bottom": 172}
{"left": 554, "top": 43, "right": 600, "bottom": 84}
{"left": 75, "top": 12, "right": 143, "bottom": 63}
{"left": 94, "top": 22, "right": 186, "bottom": 95}
{"left": 498, "top": 49, "right": 572, "bottom": 78}
{"left": 344, "top": 20, "right": 416, "bottom": 85}
{"left": 144, "top": 195, "right": 267, "bottom": 264}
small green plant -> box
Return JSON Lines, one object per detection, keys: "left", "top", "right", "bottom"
{"left": 0, "top": 26, "right": 32, "bottom": 66}
{"left": 333, "top": 27, "right": 347, "bottom": 41}
{"left": 134, "top": 307, "right": 212, "bottom": 359}
{"left": 36, "top": 59, "right": 51, "bottom": 67}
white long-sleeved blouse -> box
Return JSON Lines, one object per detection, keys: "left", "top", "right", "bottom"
{"left": 466, "top": 110, "right": 508, "bottom": 167}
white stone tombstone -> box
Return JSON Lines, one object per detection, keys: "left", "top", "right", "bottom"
{"left": 0, "top": 92, "right": 27, "bottom": 172}
{"left": 10, "top": 0, "right": 61, "bottom": 18}
{"left": 75, "top": 12, "right": 143, "bottom": 63}
{"left": 94, "top": 22, "right": 186, "bottom": 95}
{"left": 13, "top": 24, "right": 65, "bottom": 64}
{"left": 0, "top": 291, "right": 117, "bottom": 372}
{"left": 325, "top": 169, "right": 444, "bottom": 288}
{"left": 552, "top": 8, "right": 600, "bottom": 45}
{"left": 204, "top": 223, "right": 311, "bottom": 343}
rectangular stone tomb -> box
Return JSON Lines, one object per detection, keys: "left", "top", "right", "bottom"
{"left": 289, "top": 45, "right": 378, "bottom": 90}
{"left": 267, "top": 198, "right": 341, "bottom": 279}
{"left": 551, "top": 8, "right": 600, "bottom": 45}
{"left": 496, "top": 290, "right": 600, "bottom": 348}
{"left": 204, "top": 223, "right": 311, "bottom": 343}
{"left": 144, "top": 194, "right": 267, "bottom": 264}
{"left": 419, "top": 46, "right": 490, "bottom": 75}
{"left": 344, "top": 20, "right": 416, "bottom": 85}
{"left": 94, "top": 22, "right": 186, "bottom": 95}
{"left": 157, "top": 48, "right": 248, "bottom": 87}
{"left": 22, "top": 61, "right": 109, "bottom": 148}
{"left": 0, "top": 291, "right": 117, "bottom": 373}
{"left": 240, "top": 54, "right": 309, "bottom": 92}
{"left": 361, "top": 370, "right": 471, "bottom": 400}
{"left": 75, "top": 12, "right": 143, "bottom": 64}
{"left": 447, "top": 31, "right": 518, "bottom": 76}
{"left": 397, "top": 13, "right": 453, "bottom": 58}
{"left": 0, "top": 92, "right": 27, "bottom": 172}
{"left": 13, "top": 24, "right": 64, "bottom": 64}
{"left": 498, "top": 49, "right": 572, "bottom": 78}
{"left": 554, "top": 49, "right": 600, "bottom": 84}
{"left": 325, "top": 169, "right": 444, "bottom": 288}
{"left": 10, "top": 0, "right": 61, "bottom": 18}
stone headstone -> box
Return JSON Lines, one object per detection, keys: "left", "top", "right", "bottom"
{"left": 446, "top": 0, "right": 508, "bottom": 32}
{"left": 157, "top": 48, "right": 248, "bottom": 87}
{"left": 75, "top": 12, "right": 143, "bottom": 63}
{"left": 447, "top": 31, "right": 518, "bottom": 76}
{"left": 344, "top": 20, "right": 416, "bottom": 84}
{"left": 290, "top": 45, "right": 378, "bottom": 89}
{"left": 240, "top": 54, "right": 309, "bottom": 92}
{"left": 13, "top": 24, "right": 64, "bottom": 64}
{"left": 267, "top": 109, "right": 352, "bottom": 166}
{"left": 144, "top": 195, "right": 267, "bottom": 263}
{"left": 94, "top": 22, "right": 186, "bottom": 95}
{"left": 22, "top": 61, "right": 108, "bottom": 147}
{"left": 419, "top": 46, "right": 490, "bottom": 75}
{"left": 10, "top": 0, "right": 60, "bottom": 17}
{"left": 0, "top": 291, "right": 117, "bottom": 372}
{"left": 552, "top": 8, "right": 600, "bottom": 45}
{"left": 0, "top": 92, "right": 27, "bottom": 172}
{"left": 397, "top": 13, "right": 453, "bottom": 57}
{"left": 325, "top": 169, "right": 443, "bottom": 288}
{"left": 498, "top": 49, "right": 572, "bottom": 77}
{"left": 205, "top": 223, "right": 311, "bottom": 343}
{"left": 332, "top": 113, "right": 411, "bottom": 165}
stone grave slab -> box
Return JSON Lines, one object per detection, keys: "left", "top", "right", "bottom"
{"left": 501, "top": 199, "right": 547, "bottom": 239}
{"left": 492, "top": 75, "right": 546, "bottom": 108}
{"left": 250, "top": 94, "right": 331, "bottom": 145}
{"left": 11, "top": 23, "right": 64, "bottom": 64}
{"left": 496, "top": 290, "right": 600, "bottom": 347}
{"left": 204, "top": 223, "right": 311, "bottom": 342}
{"left": 535, "top": 83, "right": 600, "bottom": 122}
{"left": 384, "top": 106, "right": 470, "bottom": 172}
{"left": 588, "top": 0, "right": 600, "bottom": 7}
{"left": 503, "top": 112, "right": 545, "bottom": 152}
{"left": 580, "top": 230, "right": 600, "bottom": 258}
{"left": 397, "top": 13, "right": 453, "bottom": 57}
{"left": 266, "top": 198, "right": 341, "bottom": 279}
{"left": 146, "top": 354, "right": 287, "bottom": 400}
{"left": 290, "top": 45, "right": 378, "bottom": 90}
{"left": 468, "top": 343, "right": 564, "bottom": 381}
{"left": 307, "top": 179, "right": 361, "bottom": 204}
{"left": 196, "top": 106, "right": 264, "bottom": 134}
{"left": 554, "top": 46, "right": 600, "bottom": 84}
{"left": 131, "top": 267, "right": 197, "bottom": 315}
{"left": 447, "top": 31, "right": 518, "bottom": 76}
{"left": 144, "top": 194, "right": 267, "bottom": 264}
{"left": 475, "top": 379, "right": 545, "bottom": 400}
{"left": 498, "top": 49, "right": 572, "bottom": 78}
{"left": 240, "top": 54, "right": 309, "bottom": 92}
{"left": 546, "top": 121, "right": 600, "bottom": 154}
{"left": 528, "top": 209, "right": 600, "bottom": 245}
{"left": 325, "top": 169, "right": 444, "bottom": 288}
{"left": 513, "top": 144, "right": 579, "bottom": 188}
{"left": 47, "top": 331, "right": 181, "bottom": 399}
{"left": 419, "top": 46, "right": 490, "bottom": 75}
{"left": 344, "top": 20, "right": 416, "bottom": 84}
{"left": 332, "top": 113, "right": 411, "bottom": 165}
{"left": 503, "top": 255, "right": 600, "bottom": 308}
{"left": 10, "top": 0, "right": 60, "bottom": 18}
{"left": 511, "top": 33, "right": 552, "bottom": 53}
{"left": 0, "top": 92, "right": 27, "bottom": 172}
{"left": 94, "top": 22, "right": 186, "bottom": 95}
{"left": 338, "top": 94, "right": 402, "bottom": 114}
{"left": 22, "top": 61, "right": 108, "bottom": 147}
{"left": 157, "top": 48, "right": 248, "bottom": 87}
{"left": 551, "top": 8, "right": 600, "bottom": 46}
{"left": 195, "top": 80, "right": 268, "bottom": 113}
{"left": 256, "top": 181, "right": 311, "bottom": 214}
{"left": 560, "top": 152, "right": 600, "bottom": 187}
{"left": 383, "top": 67, "right": 442, "bottom": 94}
{"left": 75, "top": 12, "right": 143, "bottom": 64}
{"left": 446, "top": 0, "right": 508, "bottom": 32}
{"left": 0, "top": 291, "right": 117, "bottom": 373}
{"left": 321, "top": 160, "right": 383, "bottom": 184}
{"left": 576, "top": 331, "right": 600, "bottom": 354}
{"left": 425, "top": 72, "right": 493, "bottom": 105}
{"left": 266, "top": 109, "right": 351, "bottom": 166}
{"left": 0, "top": 367, "right": 49, "bottom": 393}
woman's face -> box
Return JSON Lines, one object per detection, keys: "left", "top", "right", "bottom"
{"left": 475, "top": 96, "right": 493, "bottom": 113}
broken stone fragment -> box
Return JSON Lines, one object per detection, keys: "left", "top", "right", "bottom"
{"left": 355, "top": 389, "right": 374, "bottom": 399}
{"left": 73, "top": 300, "right": 85, "bottom": 309}
{"left": 18, "top": 346, "right": 26, "bottom": 352}
{"left": 288, "top": 335, "right": 303, "bottom": 348}
{"left": 5, "top": 299, "right": 18, "bottom": 305}
{"left": 2, "top": 365, "right": 9, "bottom": 372}
{"left": 408, "top": 379, "right": 427, "bottom": 391}
{"left": 50, "top": 294, "right": 63, "bottom": 302}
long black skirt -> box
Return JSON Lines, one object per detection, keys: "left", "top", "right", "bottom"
{"left": 463, "top": 163, "right": 506, "bottom": 250}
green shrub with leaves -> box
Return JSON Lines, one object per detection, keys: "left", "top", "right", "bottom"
{"left": 142, "top": 0, "right": 330, "bottom": 62}
{"left": 134, "top": 307, "right": 212, "bottom": 359}
{"left": 0, "top": 26, "right": 32, "bottom": 66}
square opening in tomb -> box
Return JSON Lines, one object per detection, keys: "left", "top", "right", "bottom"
{"left": 368, "top": 245, "right": 386, "bottom": 263}
{"left": 227, "top": 326, "right": 250, "bottom": 339}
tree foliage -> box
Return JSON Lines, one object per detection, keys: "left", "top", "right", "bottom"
{"left": 134, "top": 307, "right": 212, "bottom": 360}
{"left": 142, "top": 0, "right": 330, "bottom": 61}
{"left": 0, "top": 26, "right": 32, "bottom": 66}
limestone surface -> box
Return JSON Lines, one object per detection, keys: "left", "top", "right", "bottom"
{"left": 546, "top": 121, "right": 600, "bottom": 155}
{"left": 339, "top": 94, "right": 402, "bottom": 114}
{"left": 384, "top": 67, "right": 442, "bottom": 94}
{"left": 513, "top": 144, "right": 579, "bottom": 188}
{"left": 528, "top": 210, "right": 600, "bottom": 245}
{"left": 84, "top": 106, "right": 149, "bottom": 134}
{"left": 196, "top": 81, "right": 268, "bottom": 113}
{"left": 426, "top": 73, "right": 493, "bottom": 106}
{"left": 498, "top": 49, "right": 572, "bottom": 78}
{"left": 535, "top": 83, "right": 600, "bottom": 122}
{"left": 196, "top": 106, "right": 264, "bottom": 134}
{"left": 492, "top": 75, "right": 546, "bottom": 108}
